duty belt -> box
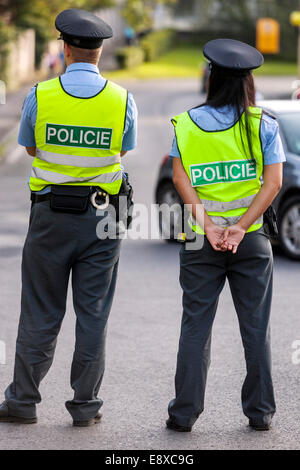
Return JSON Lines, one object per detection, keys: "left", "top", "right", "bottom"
{"left": 30, "top": 175, "right": 134, "bottom": 228}
{"left": 31, "top": 187, "right": 110, "bottom": 210}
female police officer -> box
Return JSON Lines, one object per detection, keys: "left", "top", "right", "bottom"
{"left": 166, "top": 39, "right": 285, "bottom": 432}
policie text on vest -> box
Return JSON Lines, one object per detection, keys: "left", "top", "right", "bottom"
{"left": 46, "top": 123, "right": 112, "bottom": 150}
{"left": 190, "top": 159, "right": 257, "bottom": 187}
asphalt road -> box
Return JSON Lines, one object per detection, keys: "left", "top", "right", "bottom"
{"left": 0, "top": 78, "right": 300, "bottom": 450}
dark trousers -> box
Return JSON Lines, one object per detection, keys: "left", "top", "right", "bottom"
{"left": 168, "top": 229, "right": 276, "bottom": 428}
{"left": 5, "top": 201, "right": 121, "bottom": 421}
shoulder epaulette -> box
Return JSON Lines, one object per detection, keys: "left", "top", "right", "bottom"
{"left": 262, "top": 109, "right": 277, "bottom": 121}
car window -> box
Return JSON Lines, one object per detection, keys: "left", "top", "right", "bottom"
{"left": 278, "top": 113, "right": 300, "bottom": 156}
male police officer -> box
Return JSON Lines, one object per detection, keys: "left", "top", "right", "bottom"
{"left": 0, "top": 9, "right": 137, "bottom": 427}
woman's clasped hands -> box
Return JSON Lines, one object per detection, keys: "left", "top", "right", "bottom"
{"left": 205, "top": 223, "right": 246, "bottom": 254}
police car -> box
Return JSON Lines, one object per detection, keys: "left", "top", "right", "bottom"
{"left": 155, "top": 100, "right": 300, "bottom": 260}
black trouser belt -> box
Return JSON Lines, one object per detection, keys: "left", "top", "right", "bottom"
{"left": 30, "top": 187, "right": 104, "bottom": 204}
{"left": 30, "top": 187, "right": 101, "bottom": 205}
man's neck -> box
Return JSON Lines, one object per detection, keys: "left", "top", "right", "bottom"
{"left": 66, "top": 60, "right": 98, "bottom": 67}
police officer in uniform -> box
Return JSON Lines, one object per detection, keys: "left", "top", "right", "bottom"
{"left": 0, "top": 9, "right": 137, "bottom": 427}
{"left": 167, "top": 39, "right": 285, "bottom": 432}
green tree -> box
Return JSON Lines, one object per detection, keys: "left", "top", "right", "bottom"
{"left": 122, "top": 0, "right": 178, "bottom": 33}
{"left": 0, "top": 0, "right": 115, "bottom": 66}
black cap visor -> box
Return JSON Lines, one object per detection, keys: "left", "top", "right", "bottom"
{"left": 58, "top": 32, "right": 103, "bottom": 49}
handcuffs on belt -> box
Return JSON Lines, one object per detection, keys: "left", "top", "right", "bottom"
{"left": 90, "top": 175, "right": 134, "bottom": 228}
{"left": 90, "top": 190, "right": 110, "bottom": 210}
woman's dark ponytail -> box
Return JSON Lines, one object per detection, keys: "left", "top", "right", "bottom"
{"left": 206, "top": 65, "right": 258, "bottom": 161}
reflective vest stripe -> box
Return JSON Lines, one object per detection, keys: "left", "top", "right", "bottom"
{"left": 36, "top": 148, "right": 121, "bottom": 168}
{"left": 210, "top": 214, "right": 263, "bottom": 227}
{"left": 30, "top": 166, "right": 122, "bottom": 185}
{"left": 189, "top": 214, "right": 263, "bottom": 232}
{"left": 201, "top": 194, "right": 257, "bottom": 213}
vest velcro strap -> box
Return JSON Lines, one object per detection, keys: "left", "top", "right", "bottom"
{"left": 36, "top": 148, "right": 121, "bottom": 168}
{"left": 201, "top": 194, "right": 257, "bottom": 213}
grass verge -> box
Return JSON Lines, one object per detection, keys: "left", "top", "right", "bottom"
{"left": 104, "top": 46, "right": 297, "bottom": 80}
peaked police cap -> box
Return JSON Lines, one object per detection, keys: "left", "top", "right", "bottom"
{"left": 203, "top": 39, "right": 264, "bottom": 72}
{"left": 55, "top": 8, "right": 113, "bottom": 49}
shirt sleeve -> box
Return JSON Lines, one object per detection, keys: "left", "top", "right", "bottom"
{"left": 122, "top": 92, "right": 138, "bottom": 151}
{"left": 170, "top": 134, "right": 181, "bottom": 158}
{"left": 18, "top": 87, "right": 37, "bottom": 147}
{"left": 261, "top": 114, "right": 286, "bottom": 166}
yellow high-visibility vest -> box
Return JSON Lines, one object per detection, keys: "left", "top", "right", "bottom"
{"left": 31, "top": 76, "right": 128, "bottom": 194}
{"left": 172, "top": 107, "right": 264, "bottom": 234}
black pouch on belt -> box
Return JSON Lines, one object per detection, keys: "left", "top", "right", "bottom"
{"left": 50, "top": 185, "right": 90, "bottom": 214}
{"left": 118, "top": 174, "right": 134, "bottom": 228}
{"left": 263, "top": 205, "right": 279, "bottom": 238}
{"left": 106, "top": 174, "right": 134, "bottom": 228}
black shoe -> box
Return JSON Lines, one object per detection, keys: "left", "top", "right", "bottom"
{"left": 73, "top": 412, "right": 102, "bottom": 428}
{"left": 249, "top": 420, "right": 271, "bottom": 431}
{"left": 0, "top": 402, "right": 37, "bottom": 424}
{"left": 166, "top": 418, "right": 192, "bottom": 433}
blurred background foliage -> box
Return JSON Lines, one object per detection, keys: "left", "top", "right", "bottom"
{"left": 0, "top": 0, "right": 115, "bottom": 66}
{"left": 0, "top": 0, "right": 299, "bottom": 81}
{"left": 111, "top": 0, "right": 300, "bottom": 78}
{"left": 121, "top": 0, "right": 177, "bottom": 33}
{"left": 172, "top": 0, "right": 300, "bottom": 61}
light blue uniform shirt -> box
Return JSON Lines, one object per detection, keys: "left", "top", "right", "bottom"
{"left": 170, "top": 105, "right": 286, "bottom": 165}
{"left": 18, "top": 62, "right": 138, "bottom": 193}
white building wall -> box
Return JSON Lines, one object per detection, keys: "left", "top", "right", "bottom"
{"left": 7, "top": 29, "right": 35, "bottom": 89}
